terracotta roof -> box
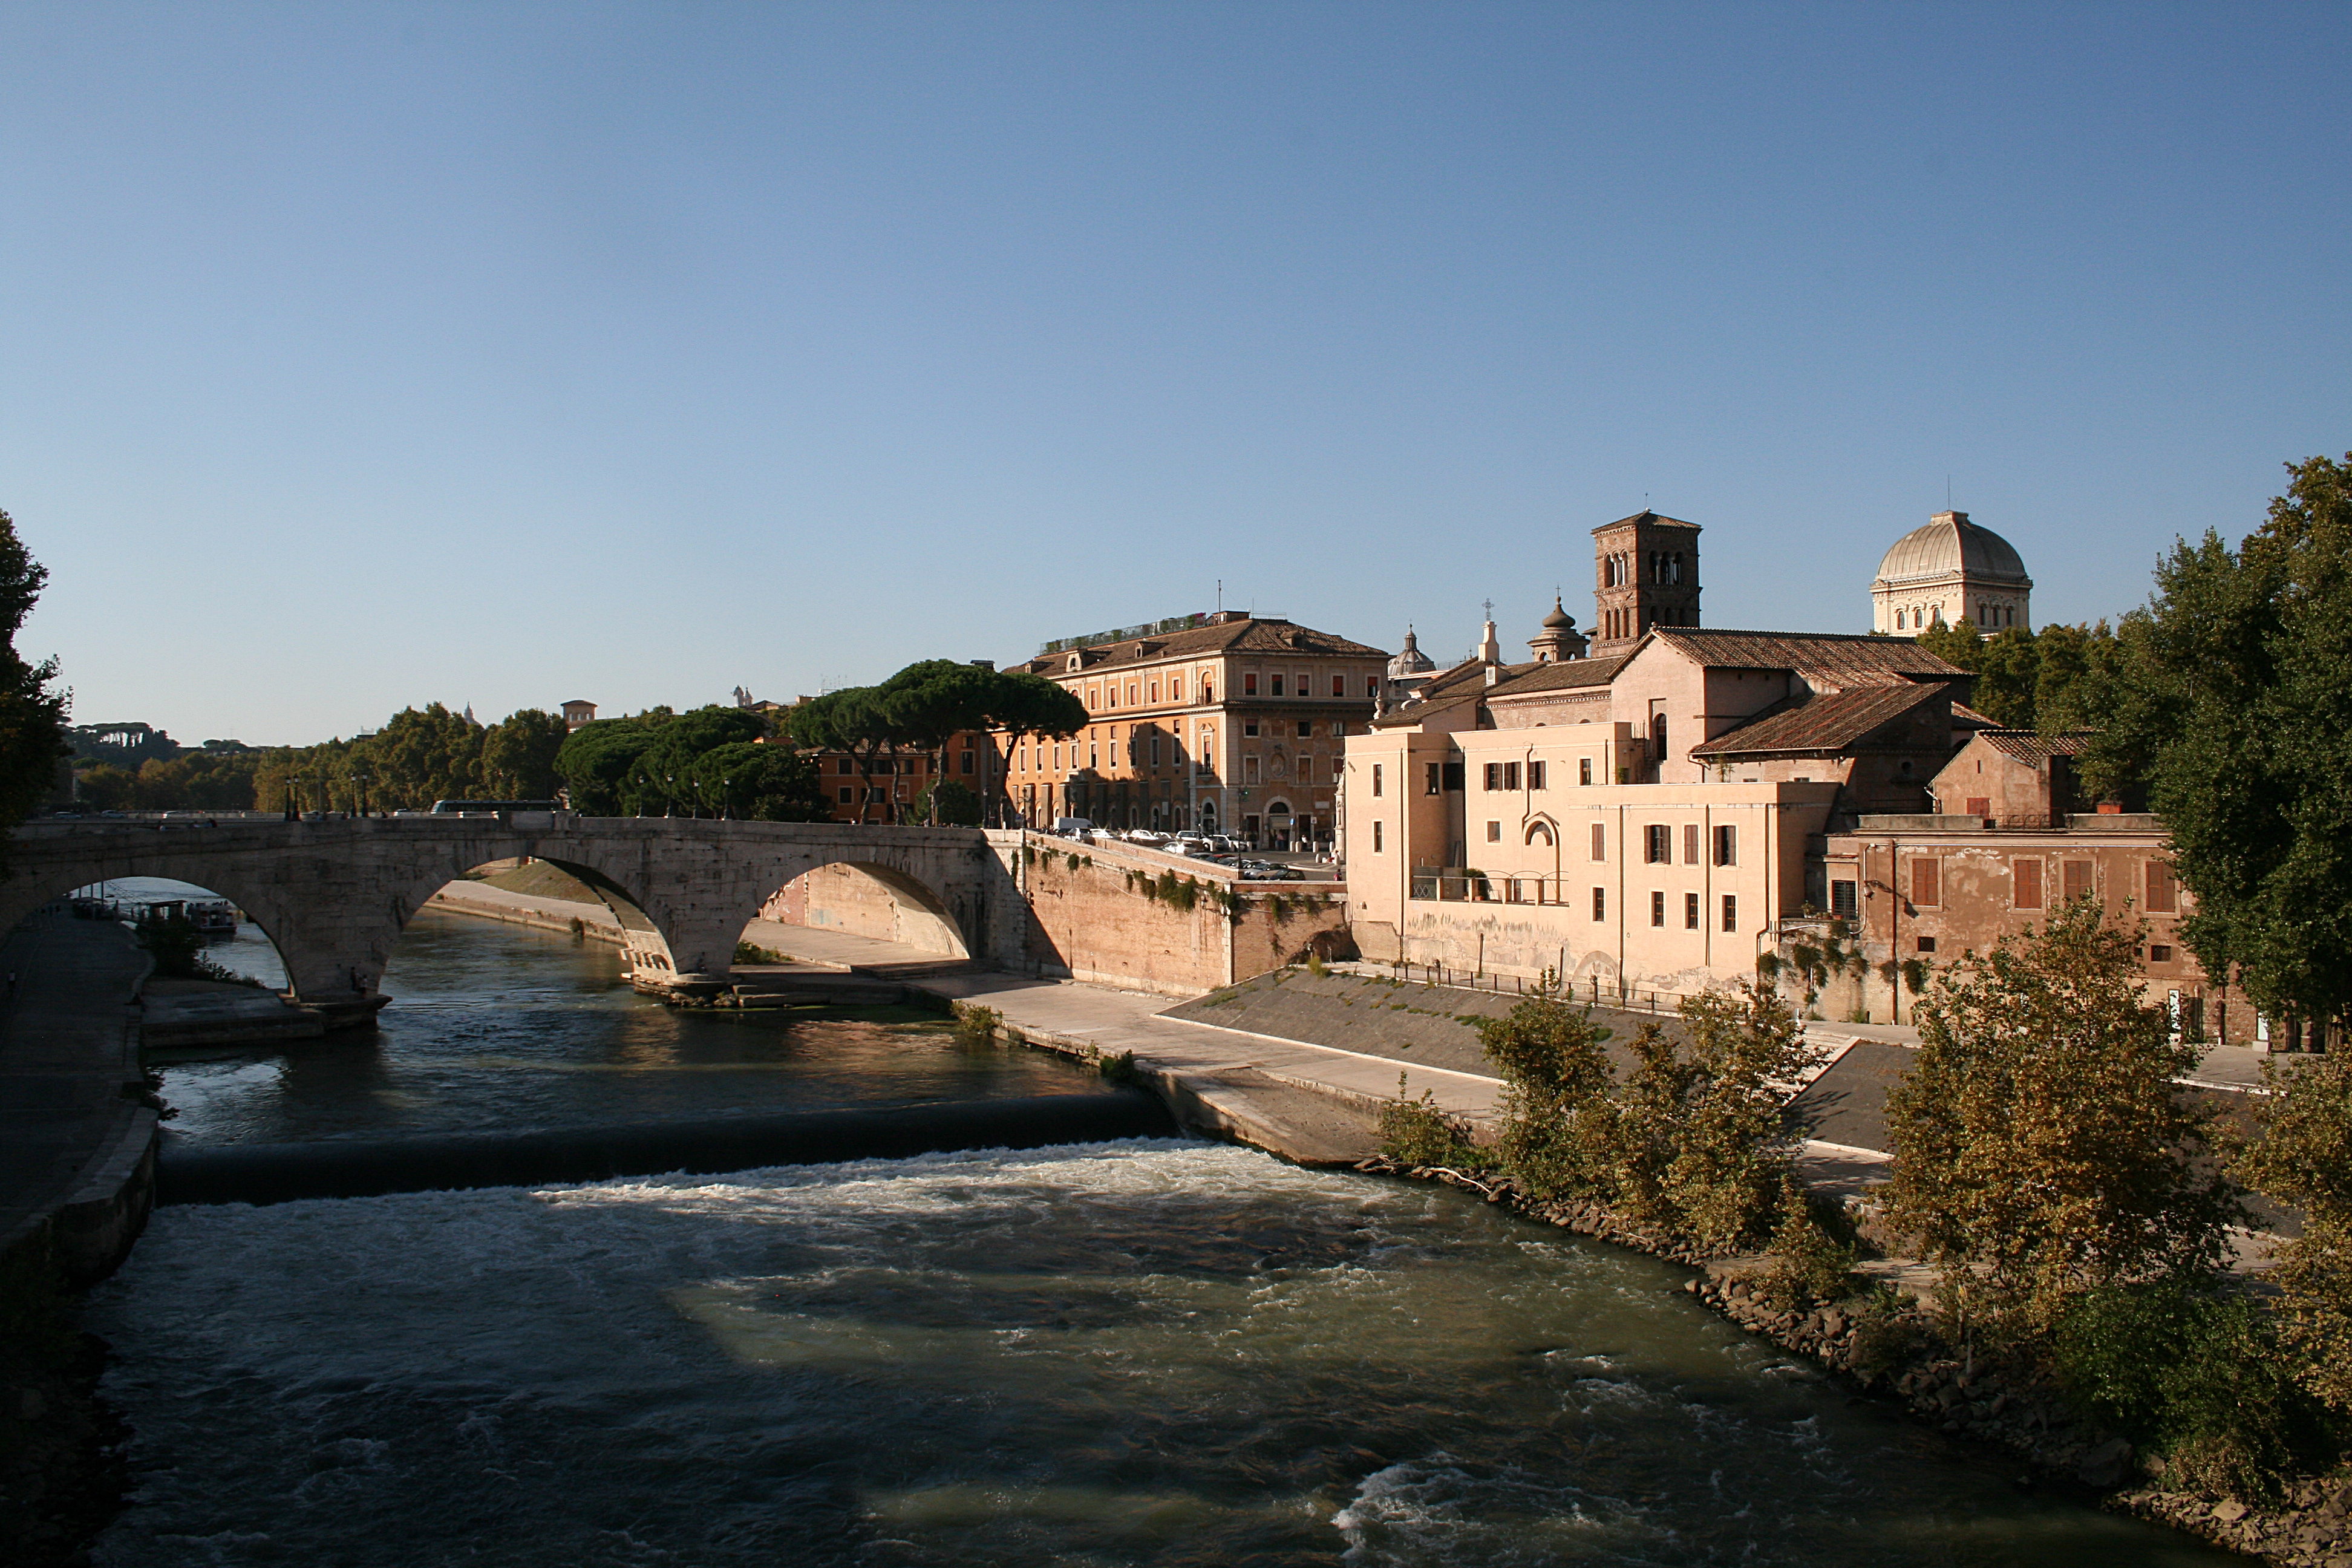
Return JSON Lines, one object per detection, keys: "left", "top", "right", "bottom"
{"left": 1648, "top": 628, "right": 1966, "bottom": 688}
{"left": 1975, "top": 728, "right": 2096, "bottom": 763}
{"left": 1690, "top": 683, "right": 1954, "bottom": 757}
{"left": 1592, "top": 509, "right": 1701, "bottom": 535}
{"left": 1485, "top": 655, "right": 1628, "bottom": 697}
{"left": 1949, "top": 702, "right": 1999, "bottom": 730}
{"left": 1017, "top": 616, "right": 1386, "bottom": 673}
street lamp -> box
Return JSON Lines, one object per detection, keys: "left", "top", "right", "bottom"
{"left": 720, "top": 776, "right": 732, "bottom": 820}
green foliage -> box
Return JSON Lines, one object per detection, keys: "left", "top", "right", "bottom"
{"left": 2054, "top": 1281, "right": 2339, "bottom": 1501}
{"left": 1625, "top": 984, "right": 1814, "bottom": 1252}
{"left": 0, "top": 509, "right": 68, "bottom": 860}
{"left": 951, "top": 1001, "right": 1002, "bottom": 1044}
{"left": 913, "top": 779, "right": 984, "bottom": 827}
{"left": 554, "top": 718, "right": 661, "bottom": 815}
{"left": 1847, "top": 1285, "right": 1932, "bottom": 1377}
{"left": 1761, "top": 1172, "right": 1860, "bottom": 1306}
{"left": 1883, "top": 898, "right": 2241, "bottom": 1339}
{"left": 2235, "top": 1052, "right": 2352, "bottom": 1414}
{"left": 1097, "top": 1048, "right": 1142, "bottom": 1085}
{"left": 1472, "top": 976, "right": 1616, "bottom": 1198}
{"left": 733, "top": 940, "right": 785, "bottom": 965}
{"left": 2098, "top": 452, "right": 2352, "bottom": 1025}
{"left": 1379, "top": 1073, "right": 1497, "bottom": 1171}
{"left": 136, "top": 913, "right": 207, "bottom": 978}
{"left": 691, "top": 740, "right": 831, "bottom": 822}
{"left": 71, "top": 761, "right": 137, "bottom": 811}
{"left": 480, "top": 708, "right": 569, "bottom": 800}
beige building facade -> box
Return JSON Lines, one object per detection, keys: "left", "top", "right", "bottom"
{"left": 1004, "top": 613, "right": 1387, "bottom": 847}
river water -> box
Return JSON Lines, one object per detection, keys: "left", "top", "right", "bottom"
{"left": 82, "top": 886, "right": 2230, "bottom": 1566}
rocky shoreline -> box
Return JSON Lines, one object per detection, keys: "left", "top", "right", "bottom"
{"left": 1357, "top": 1154, "right": 2352, "bottom": 1566}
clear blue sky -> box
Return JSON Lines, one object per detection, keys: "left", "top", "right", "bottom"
{"left": 5, "top": 3, "right": 2346, "bottom": 746}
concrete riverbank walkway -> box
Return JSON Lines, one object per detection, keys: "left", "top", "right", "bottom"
{"left": 0, "top": 912, "right": 159, "bottom": 1281}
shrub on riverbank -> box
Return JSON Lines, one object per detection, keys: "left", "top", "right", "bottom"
{"left": 1382, "top": 973, "right": 1811, "bottom": 1253}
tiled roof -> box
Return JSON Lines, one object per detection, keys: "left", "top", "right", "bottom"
{"left": 1650, "top": 628, "right": 1967, "bottom": 688}
{"left": 1017, "top": 616, "right": 1386, "bottom": 673}
{"left": 1689, "top": 683, "right": 1953, "bottom": 757}
{"left": 1975, "top": 728, "right": 2096, "bottom": 763}
{"left": 1486, "top": 655, "right": 1628, "bottom": 697}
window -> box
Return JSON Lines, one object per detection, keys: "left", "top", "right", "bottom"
{"left": 1054, "top": 744, "right": 1063, "bottom": 770}
{"left": 1332, "top": 721, "right": 1346, "bottom": 737}
{"left": 1504, "top": 762, "right": 1520, "bottom": 790}
{"left": 1149, "top": 681, "right": 1159, "bottom": 702}
{"left": 1644, "top": 825, "right": 1671, "bottom": 863}
{"left": 1685, "top": 892, "right": 1700, "bottom": 930}
{"left": 1088, "top": 742, "right": 1099, "bottom": 768}
{"left": 1684, "top": 823, "right": 1700, "bottom": 864}
{"left": 1713, "top": 825, "right": 1736, "bottom": 866}
{"left": 1128, "top": 682, "right": 1138, "bottom": 705}
{"left": 1373, "top": 820, "right": 1383, "bottom": 852}
{"left": 2146, "top": 861, "right": 2178, "bottom": 913}
{"left": 1296, "top": 720, "right": 1312, "bottom": 738}
{"left": 1151, "top": 735, "right": 1163, "bottom": 766}
{"left": 2014, "top": 858, "right": 2043, "bottom": 909}
{"left": 1965, "top": 796, "right": 1990, "bottom": 818}
{"left": 1270, "top": 674, "right": 1284, "bottom": 696}
{"left": 1301, "top": 757, "right": 1317, "bottom": 782}
{"left": 1911, "top": 857, "right": 1940, "bottom": 906}
{"left": 1721, "top": 894, "right": 1738, "bottom": 932}
{"left": 1486, "top": 821, "right": 1501, "bottom": 842}
{"left": 960, "top": 751, "right": 975, "bottom": 774}
{"left": 2063, "top": 860, "right": 2093, "bottom": 904}
{"left": 2150, "top": 944, "right": 2172, "bottom": 962}
{"left": 1331, "top": 675, "right": 1345, "bottom": 697}
{"left": 1916, "top": 936, "right": 1937, "bottom": 954}
{"left": 1485, "top": 762, "right": 1502, "bottom": 791}
{"left": 1243, "top": 720, "right": 1259, "bottom": 737}
{"left": 1528, "top": 760, "right": 1547, "bottom": 790}
{"left": 1442, "top": 762, "right": 1465, "bottom": 791}
{"left": 1244, "top": 673, "right": 1258, "bottom": 695}
{"left": 1365, "top": 676, "right": 1379, "bottom": 697}
{"left": 1592, "top": 887, "right": 1606, "bottom": 921}
{"left": 1426, "top": 762, "right": 1442, "bottom": 795}
{"left": 838, "top": 758, "right": 853, "bottom": 775}
{"left": 838, "top": 786, "right": 854, "bottom": 803}
{"left": 866, "top": 787, "right": 887, "bottom": 802}
{"left": 1243, "top": 755, "right": 1259, "bottom": 784}
{"left": 1590, "top": 823, "right": 1606, "bottom": 861}
{"left": 1371, "top": 763, "right": 1383, "bottom": 797}
{"left": 1651, "top": 890, "right": 1665, "bottom": 927}
{"left": 1201, "top": 678, "right": 1212, "bottom": 702}
{"left": 1579, "top": 757, "right": 1593, "bottom": 786}
{"left": 1830, "top": 880, "right": 1857, "bottom": 921}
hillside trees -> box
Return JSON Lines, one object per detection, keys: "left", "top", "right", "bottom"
{"left": 0, "top": 509, "right": 68, "bottom": 860}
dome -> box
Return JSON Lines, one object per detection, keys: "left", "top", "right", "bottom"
{"left": 1872, "top": 511, "right": 2030, "bottom": 587}
{"left": 1387, "top": 626, "right": 1436, "bottom": 679}
{"left": 1541, "top": 596, "right": 1576, "bottom": 630}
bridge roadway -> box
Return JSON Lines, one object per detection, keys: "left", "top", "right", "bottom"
{"left": 7, "top": 814, "right": 1012, "bottom": 1004}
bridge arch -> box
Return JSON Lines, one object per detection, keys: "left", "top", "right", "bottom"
{"left": 742, "top": 858, "right": 973, "bottom": 964}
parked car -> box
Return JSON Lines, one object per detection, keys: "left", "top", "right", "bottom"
{"left": 1050, "top": 817, "right": 1096, "bottom": 841}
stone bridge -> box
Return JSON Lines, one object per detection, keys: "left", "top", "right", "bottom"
{"left": 6, "top": 814, "right": 1011, "bottom": 1002}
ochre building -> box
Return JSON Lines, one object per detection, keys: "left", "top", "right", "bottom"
{"left": 1003, "top": 612, "right": 1387, "bottom": 847}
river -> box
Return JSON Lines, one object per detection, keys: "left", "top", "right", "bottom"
{"left": 80, "top": 884, "right": 2230, "bottom": 1565}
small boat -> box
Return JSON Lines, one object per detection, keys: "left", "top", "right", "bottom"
{"left": 188, "top": 900, "right": 240, "bottom": 933}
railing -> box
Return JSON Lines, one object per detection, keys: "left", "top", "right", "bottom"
{"left": 1365, "top": 957, "right": 1702, "bottom": 1014}
{"left": 1409, "top": 869, "right": 1570, "bottom": 904}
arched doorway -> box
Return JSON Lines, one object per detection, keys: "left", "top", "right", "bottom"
{"left": 1264, "top": 799, "right": 1293, "bottom": 851}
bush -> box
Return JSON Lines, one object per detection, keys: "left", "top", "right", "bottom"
{"left": 1379, "top": 1073, "right": 1496, "bottom": 1171}
{"left": 950, "top": 1001, "right": 1002, "bottom": 1045}
{"left": 1847, "top": 1285, "right": 1933, "bottom": 1377}
{"left": 2054, "top": 1281, "right": 2339, "bottom": 1501}
{"left": 1760, "top": 1172, "right": 1860, "bottom": 1306}
{"left": 1097, "top": 1048, "right": 1142, "bottom": 1085}
{"left": 733, "top": 939, "right": 785, "bottom": 965}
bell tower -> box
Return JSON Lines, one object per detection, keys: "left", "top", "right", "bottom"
{"left": 1590, "top": 510, "right": 1701, "bottom": 657}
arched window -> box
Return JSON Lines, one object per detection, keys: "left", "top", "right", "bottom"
{"left": 1651, "top": 711, "right": 1668, "bottom": 763}
{"left": 1894, "top": 609, "right": 1905, "bottom": 630}
{"left": 1525, "top": 819, "right": 1555, "bottom": 847}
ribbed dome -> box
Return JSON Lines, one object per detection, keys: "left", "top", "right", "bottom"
{"left": 1872, "top": 511, "right": 2030, "bottom": 587}
{"left": 1387, "top": 626, "right": 1436, "bottom": 679}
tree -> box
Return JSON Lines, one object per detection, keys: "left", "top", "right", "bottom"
{"left": 787, "top": 687, "right": 898, "bottom": 823}
{"left": 982, "top": 670, "right": 1089, "bottom": 826}
{"left": 624, "top": 705, "right": 769, "bottom": 816}
{"left": 1472, "top": 979, "right": 1618, "bottom": 1200}
{"left": 2089, "top": 452, "right": 2352, "bottom": 1031}
{"left": 358, "top": 705, "right": 484, "bottom": 808}
{"left": 2234, "top": 1053, "right": 2352, "bottom": 1416}
{"left": 73, "top": 763, "right": 137, "bottom": 812}
{"left": 913, "top": 779, "right": 984, "bottom": 827}
{"left": 0, "top": 509, "right": 68, "bottom": 861}
{"left": 555, "top": 719, "right": 662, "bottom": 815}
{"left": 687, "top": 740, "right": 831, "bottom": 822}
{"left": 481, "top": 710, "right": 569, "bottom": 800}
{"left": 1883, "top": 898, "right": 2242, "bottom": 1339}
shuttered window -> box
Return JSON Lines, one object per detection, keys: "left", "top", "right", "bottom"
{"left": 1911, "top": 857, "right": 1940, "bottom": 907}
{"left": 2013, "top": 858, "right": 2043, "bottom": 909}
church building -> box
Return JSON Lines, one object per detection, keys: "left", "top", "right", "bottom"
{"left": 1870, "top": 509, "right": 2033, "bottom": 635}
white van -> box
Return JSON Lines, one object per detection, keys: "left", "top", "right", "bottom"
{"left": 1051, "top": 817, "right": 1096, "bottom": 841}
